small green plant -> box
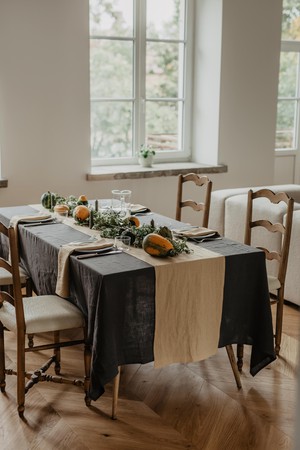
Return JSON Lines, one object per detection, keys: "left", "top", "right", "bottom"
{"left": 139, "top": 144, "right": 156, "bottom": 159}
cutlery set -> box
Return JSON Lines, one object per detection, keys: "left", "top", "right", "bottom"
{"left": 23, "top": 220, "right": 60, "bottom": 227}
{"left": 76, "top": 249, "right": 122, "bottom": 259}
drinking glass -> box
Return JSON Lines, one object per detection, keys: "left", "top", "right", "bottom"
{"left": 111, "top": 190, "right": 122, "bottom": 211}
{"left": 111, "top": 189, "right": 132, "bottom": 217}
{"left": 114, "top": 235, "right": 131, "bottom": 251}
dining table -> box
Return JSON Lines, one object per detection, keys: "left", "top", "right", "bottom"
{"left": 0, "top": 204, "right": 276, "bottom": 401}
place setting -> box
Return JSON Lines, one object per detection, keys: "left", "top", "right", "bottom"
{"left": 171, "top": 226, "right": 221, "bottom": 242}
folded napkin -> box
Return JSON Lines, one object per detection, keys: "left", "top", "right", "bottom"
{"left": 173, "top": 227, "right": 219, "bottom": 238}
{"left": 130, "top": 204, "right": 151, "bottom": 214}
{"left": 56, "top": 239, "right": 111, "bottom": 298}
{"left": 10, "top": 213, "right": 52, "bottom": 228}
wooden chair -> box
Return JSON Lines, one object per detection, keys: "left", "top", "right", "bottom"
{"left": 0, "top": 222, "right": 33, "bottom": 296}
{"left": 176, "top": 173, "right": 212, "bottom": 227}
{"left": 0, "top": 225, "right": 91, "bottom": 417}
{"left": 237, "top": 188, "right": 294, "bottom": 370}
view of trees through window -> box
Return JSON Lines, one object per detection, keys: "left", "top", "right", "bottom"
{"left": 276, "top": 0, "right": 300, "bottom": 149}
{"left": 89, "top": 0, "right": 188, "bottom": 163}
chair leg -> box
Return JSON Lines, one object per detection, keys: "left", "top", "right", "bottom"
{"left": 0, "top": 323, "right": 6, "bottom": 392}
{"left": 275, "top": 288, "right": 284, "bottom": 356}
{"left": 27, "top": 334, "right": 34, "bottom": 348}
{"left": 17, "top": 334, "right": 26, "bottom": 417}
{"left": 226, "top": 345, "right": 242, "bottom": 389}
{"left": 112, "top": 366, "right": 121, "bottom": 420}
{"left": 53, "top": 331, "right": 61, "bottom": 375}
{"left": 84, "top": 342, "right": 91, "bottom": 407}
{"left": 237, "top": 344, "right": 244, "bottom": 372}
{"left": 25, "top": 278, "right": 33, "bottom": 297}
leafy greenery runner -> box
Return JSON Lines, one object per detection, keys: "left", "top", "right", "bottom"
{"left": 52, "top": 194, "right": 191, "bottom": 256}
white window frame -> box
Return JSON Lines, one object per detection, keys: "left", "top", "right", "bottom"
{"left": 90, "top": 0, "right": 194, "bottom": 167}
{"left": 276, "top": 40, "right": 300, "bottom": 156}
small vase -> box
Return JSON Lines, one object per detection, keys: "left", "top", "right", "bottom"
{"left": 139, "top": 155, "right": 153, "bottom": 167}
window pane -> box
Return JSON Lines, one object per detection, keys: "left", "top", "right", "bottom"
{"left": 281, "top": 0, "right": 300, "bottom": 41}
{"left": 90, "top": 39, "right": 133, "bottom": 98}
{"left": 147, "top": 0, "right": 185, "bottom": 40}
{"left": 275, "top": 100, "right": 297, "bottom": 149}
{"left": 91, "top": 102, "right": 133, "bottom": 158}
{"left": 89, "top": 0, "right": 133, "bottom": 37}
{"left": 146, "top": 42, "right": 183, "bottom": 98}
{"left": 146, "top": 101, "right": 181, "bottom": 151}
{"left": 278, "top": 52, "right": 298, "bottom": 97}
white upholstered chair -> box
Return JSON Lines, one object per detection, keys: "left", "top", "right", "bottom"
{"left": 0, "top": 225, "right": 91, "bottom": 417}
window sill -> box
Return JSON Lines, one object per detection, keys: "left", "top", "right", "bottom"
{"left": 87, "top": 162, "right": 227, "bottom": 181}
{"left": 0, "top": 179, "right": 8, "bottom": 188}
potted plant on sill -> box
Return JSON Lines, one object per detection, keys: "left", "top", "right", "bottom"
{"left": 138, "top": 144, "right": 156, "bottom": 168}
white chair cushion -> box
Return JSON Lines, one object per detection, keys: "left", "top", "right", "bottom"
{"left": 268, "top": 275, "right": 281, "bottom": 292}
{"left": 0, "top": 266, "right": 29, "bottom": 285}
{"left": 0, "top": 267, "right": 14, "bottom": 285}
{"left": 0, "top": 295, "right": 85, "bottom": 334}
{"left": 19, "top": 266, "right": 30, "bottom": 283}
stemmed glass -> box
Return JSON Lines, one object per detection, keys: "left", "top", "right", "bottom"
{"left": 111, "top": 190, "right": 132, "bottom": 217}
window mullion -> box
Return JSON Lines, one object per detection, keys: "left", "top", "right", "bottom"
{"left": 134, "top": 0, "right": 146, "bottom": 157}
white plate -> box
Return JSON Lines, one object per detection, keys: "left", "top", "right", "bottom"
{"left": 19, "top": 216, "right": 52, "bottom": 224}
{"left": 75, "top": 245, "right": 114, "bottom": 254}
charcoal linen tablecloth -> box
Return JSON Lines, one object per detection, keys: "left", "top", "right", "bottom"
{"left": 0, "top": 206, "right": 276, "bottom": 400}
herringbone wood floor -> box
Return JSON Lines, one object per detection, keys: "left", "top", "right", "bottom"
{"left": 0, "top": 303, "right": 299, "bottom": 450}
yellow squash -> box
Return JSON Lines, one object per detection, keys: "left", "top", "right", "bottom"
{"left": 142, "top": 233, "right": 174, "bottom": 257}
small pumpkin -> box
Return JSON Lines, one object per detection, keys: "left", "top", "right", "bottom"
{"left": 77, "top": 194, "right": 88, "bottom": 206}
{"left": 54, "top": 204, "right": 69, "bottom": 214}
{"left": 73, "top": 205, "right": 90, "bottom": 222}
{"left": 41, "top": 191, "right": 56, "bottom": 210}
{"left": 142, "top": 233, "right": 174, "bottom": 257}
{"left": 128, "top": 216, "right": 140, "bottom": 227}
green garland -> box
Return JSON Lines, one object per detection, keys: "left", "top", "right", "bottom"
{"left": 92, "top": 211, "right": 191, "bottom": 256}
{"left": 48, "top": 193, "right": 191, "bottom": 256}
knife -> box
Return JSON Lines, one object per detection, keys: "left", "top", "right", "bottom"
{"left": 76, "top": 250, "right": 122, "bottom": 259}
{"left": 23, "top": 220, "right": 58, "bottom": 227}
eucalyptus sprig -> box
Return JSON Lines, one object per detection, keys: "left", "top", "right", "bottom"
{"left": 92, "top": 210, "right": 130, "bottom": 238}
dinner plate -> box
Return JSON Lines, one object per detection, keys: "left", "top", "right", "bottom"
{"left": 19, "top": 216, "right": 53, "bottom": 224}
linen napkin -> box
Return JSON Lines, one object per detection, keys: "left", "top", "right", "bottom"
{"left": 8, "top": 213, "right": 53, "bottom": 251}
{"left": 9, "top": 213, "right": 52, "bottom": 229}
{"left": 173, "top": 227, "right": 219, "bottom": 238}
{"left": 56, "top": 239, "right": 112, "bottom": 298}
{"left": 130, "top": 204, "right": 151, "bottom": 214}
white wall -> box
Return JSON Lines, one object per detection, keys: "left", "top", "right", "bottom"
{"left": 0, "top": 0, "right": 91, "bottom": 204}
{"left": 217, "top": 0, "right": 283, "bottom": 188}
{"left": 0, "top": 0, "right": 285, "bottom": 216}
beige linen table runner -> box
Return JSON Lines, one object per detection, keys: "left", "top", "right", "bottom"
{"left": 126, "top": 245, "right": 225, "bottom": 368}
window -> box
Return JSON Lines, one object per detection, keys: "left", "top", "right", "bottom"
{"left": 275, "top": 0, "right": 300, "bottom": 151}
{"left": 89, "top": 0, "right": 193, "bottom": 166}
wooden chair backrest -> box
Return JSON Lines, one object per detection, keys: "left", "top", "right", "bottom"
{"left": 244, "top": 188, "right": 294, "bottom": 285}
{"left": 176, "top": 173, "right": 213, "bottom": 228}
{"left": 0, "top": 225, "right": 25, "bottom": 332}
